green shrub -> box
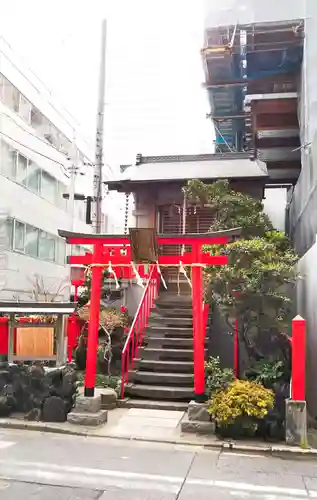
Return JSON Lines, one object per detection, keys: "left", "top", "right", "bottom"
{"left": 246, "top": 360, "right": 286, "bottom": 387}
{"left": 77, "top": 372, "right": 119, "bottom": 390}
{"left": 205, "top": 356, "right": 234, "bottom": 396}
{"left": 208, "top": 379, "right": 275, "bottom": 429}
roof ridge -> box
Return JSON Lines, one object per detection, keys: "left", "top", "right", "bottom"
{"left": 138, "top": 152, "right": 252, "bottom": 164}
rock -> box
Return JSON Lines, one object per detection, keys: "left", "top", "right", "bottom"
{"left": 181, "top": 414, "right": 215, "bottom": 435}
{"left": 0, "top": 363, "right": 77, "bottom": 421}
{"left": 188, "top": 401, "right": 211, "bottom": 422}
{"left": 24, "top": 408, "right": 41, "bottom": 421}
{"left": 100, "top": 388, "right": 117, "bottom": 410}
{"left": 0, "top": 395, "right": 13, "bottom": 416}
{"left": 28, "top": 365, "right": 45, "bottom": 378}
{"left": 67, "top": 410, "right": 108, "bottom": 426}
{"left": 74, "top": 394, "right": 102, "bottom": 414}
{"left": 42, "top": 396, "right": 67, "bottom": 423}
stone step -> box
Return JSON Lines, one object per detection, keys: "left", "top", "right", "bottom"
{"left": 155, "top": 297, "right": 192, "bottom": 309}
{"left": 154, "top": 307, "right": 193, "bottom": 318}
{"left": 125, "top": 383, "right": 194, "bottom": 401}
{"left": 118, "top": 398, "right": 188, "bottom": 412}
{"left": 146, "top": 326, "right": 193, "bottom": 337}
{"left": 144, "top": 337, "right": 194, "bottom": 348}
{"left": 128, "top": 370, "right": 194, "bottom": 386}
{"left": 135, "top": 358, "right": 194, "bottom": 373}
{"left": 149, "top": 315, "right": 193, "bottom": 327}
{"left": 139, "top": 347, "right": 197, "bottom": 361}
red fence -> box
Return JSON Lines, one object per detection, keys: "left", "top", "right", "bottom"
{"left": 121, "top": 265, "right": 160, "bottom": 399}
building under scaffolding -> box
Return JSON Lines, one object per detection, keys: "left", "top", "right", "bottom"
{"left": 202, "top": 16, "right": 303, "bottom": 184}
{"left": 203, "top": 0, "right": 317, "bottom": 417}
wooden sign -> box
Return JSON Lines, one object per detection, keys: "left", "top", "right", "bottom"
{"left": 129, "top": 228, "right": 158, "bottom": 263}
{"left": 16, "top": 326, "right": 54, "bottom": 358}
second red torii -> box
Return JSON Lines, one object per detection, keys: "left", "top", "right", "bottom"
{"left": 59, "top": 228, "right": 241, "bottom": 400}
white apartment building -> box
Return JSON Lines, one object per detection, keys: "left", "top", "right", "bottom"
{"left": 0, "top": 37, "right": 103, "bottom": 301}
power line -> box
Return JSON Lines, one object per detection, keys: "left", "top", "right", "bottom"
{"left": 0, "top": 111, "right": 70, "bottom": 158}
{"left": 0, "top": 130, "right": 70, "bottom": 177}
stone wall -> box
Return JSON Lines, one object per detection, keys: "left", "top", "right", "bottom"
{"left": 0, "top": 362, "right": 77, "bottom": 422}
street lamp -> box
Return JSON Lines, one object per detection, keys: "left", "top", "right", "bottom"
{"left": 63, "top": 193, "right": 93, "bottom": 225}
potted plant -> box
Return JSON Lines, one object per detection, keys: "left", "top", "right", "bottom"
{"left": 208, "top": 379, "right": 275, "bottom": 438}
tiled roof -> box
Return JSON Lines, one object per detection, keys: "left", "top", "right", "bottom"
{"left": 109, "top": 153, "right": 268, "bottom": 188}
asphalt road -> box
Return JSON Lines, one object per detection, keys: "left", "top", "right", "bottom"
{"left": 0, "top": 429, "right": 316, "bottom": 499}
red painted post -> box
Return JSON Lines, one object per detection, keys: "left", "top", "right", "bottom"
{"left": 291, "top": 315, "right": 306, "bottom": 401}
{"left": 234, "top": 319, "right": 239, "bottom": 378}
{"left": 0, "top": 317, "right": 8, "bottom": 355}
{"left": 192, "top": 242, "right": 205, "bottom": 399}
{"left": 84, "top": 243, "right": 103, "bottom": 397}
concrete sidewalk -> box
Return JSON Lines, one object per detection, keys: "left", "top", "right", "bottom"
{"left": 0, "top": 407, "right": 316, "bottom": 458}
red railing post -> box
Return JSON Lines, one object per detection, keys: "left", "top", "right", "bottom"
{"left": 121, "top": 352, "right": 125, "bottom": 399}
{"left": 291, "top": 315, "right": 306, "bottom": 401}
{"left": 84, "top": 242, "right": 103, "bottom": 397}
{"left": 131, "top": 327, "right": 135, "bottom": 368}
{"left": 192, "top": 242, "right": 205, "bottom": 399}
{"left": 121, "top": 266, "right": 158, "bottom": 399}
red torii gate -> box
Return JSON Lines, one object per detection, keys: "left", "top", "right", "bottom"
{"left": 59, "top": 228, "right": 241, "bottom": 400}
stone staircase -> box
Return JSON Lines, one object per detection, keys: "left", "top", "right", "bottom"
{"left": 121, "top": 292, "right": 208, "bottom": 411}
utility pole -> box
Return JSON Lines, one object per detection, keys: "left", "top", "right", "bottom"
{"left": 93, "top": 18, "right": 107, "bottom": 233}
{"left": 69, "top": 134, "right": 78, "bottom": 233}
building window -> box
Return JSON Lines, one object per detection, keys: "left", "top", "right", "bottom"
{"left": 41, "top": 171, "right": 57, "bottom": 204}
{"left": 0, "top": 140, "right": 17, "bottom": 179}
{"left": 17, "top": 153, "right": 28, "bottom": 186}
{"left": 19, "top": 95, "right": 32, "bottom": 124}
{"left": 8, "top": 217, "right": 67, "bottom": 264}
{"left": 26, "top": 160, "right": 41, "bottom": 194}
{"left": 38, "top": 231, "right": 56, "bottom": 262}
{"left": 13, "top": 220, "right": 25, "bottom": 252}
{"left": 57, "top": 239, "right": 66, "bottom": 265}
{"left": 4, "top": 218, "right": 13, "bottom": 249}
{"left": 0, "top": 75, "right": 20, "bottom": 112}
{"left": 57, "top": 181, "right": 67, "bottom": 210}
{"left": 25, "top": 224, "right": 39, "bottom": 258}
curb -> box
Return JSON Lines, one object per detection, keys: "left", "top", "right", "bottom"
{"left": 0, "top": 419, "right": 316, "bottom": 458}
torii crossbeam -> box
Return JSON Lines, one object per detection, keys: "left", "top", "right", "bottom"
{"left": 59, "top": 228, "right": 241, "bottom": 400}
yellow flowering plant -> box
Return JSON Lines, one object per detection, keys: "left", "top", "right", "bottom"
{"left": 208, "top": 379, "right": 275, "bottom": 431}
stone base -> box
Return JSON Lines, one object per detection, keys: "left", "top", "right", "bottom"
{"left": 181, "top": 414, "right": 215, "bottom": 435}
{"left": 67, "top": 409, "right": 108, "bottom": 426}
{"left": 74, "top": 394, "right": 101, "bottom": 414}
{"left": 99, "top": 389, "right": 118, "bottom": 410}
{"left": 285, "top": 399, "right": 308, "bottom": 447}
{"left": 188, "top": 400, "right": 211, "bottom": 422}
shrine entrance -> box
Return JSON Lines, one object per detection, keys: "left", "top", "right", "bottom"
{"left": 59, "top": 227, "right": 241, "bottom": 400}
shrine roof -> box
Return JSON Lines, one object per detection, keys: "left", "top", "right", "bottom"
{"left": 107, "top": 153, "right": 268, "bottom": 191}
{"left": 0, "top": 302, "right": 76, "bottom": 315}
{"left": 58, "top": 227, "right": 242, "bottom": 244}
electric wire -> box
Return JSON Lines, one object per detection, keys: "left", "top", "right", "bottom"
{"left": 0, "top": 129, "right": 70, "bottom": 176}
{"left": 0, "top": 111, "right": 71, "bottom": 157}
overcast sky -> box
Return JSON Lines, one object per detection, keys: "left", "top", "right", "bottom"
{"left": 0, "top": 0, "right": 214, "bottom": 169}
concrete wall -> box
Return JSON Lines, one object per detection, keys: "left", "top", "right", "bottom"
{"left": 296, "top": 241, "right": 317, "bottom": 416}
{"left": 289, "top": 0, "right": 317, "bottom": 257}
{"left": 263, "top": 188, "right": 287, "bottom": 232}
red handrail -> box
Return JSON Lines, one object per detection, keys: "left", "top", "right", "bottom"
{"left": 121, "top": 265, "right": 159, "bottom": 399}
